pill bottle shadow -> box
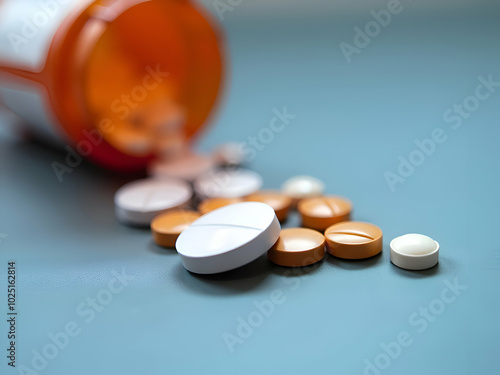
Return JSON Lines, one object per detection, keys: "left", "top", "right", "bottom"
{"left": 173, "top": 255, "right": 272, "bottom": 295}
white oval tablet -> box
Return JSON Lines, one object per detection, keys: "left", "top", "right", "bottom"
{"left": 194, "top": 169, "right": 263, "bottom": 199}
{"left": 390, "top": 233, "right": 439, "bottom": 271}
{"left": 148, "top": 153, "right": 217, "bottom": 181}
{"left": 281, "top": 175, "right": 325, "bottom": 199}
{"left": 115, "top": 177, "right": 192, "bottom": 226}
{"left": 176, "top": 202, "right": 281, "bottom": 274}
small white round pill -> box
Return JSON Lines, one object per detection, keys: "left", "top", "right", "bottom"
{"left": 281, "top": 175, "right": 325, "bottom": 200}
{"left": 176, "top": 202, "right": 281, "bottom": 274}
{"left": 114, "top": 177, "right": 192, "bottom": 226}
{"left": 390, "top": 233, "right": 439, "bottom": 271}
{"left": 194, "top": 169, "right": 263, "bottom": 199}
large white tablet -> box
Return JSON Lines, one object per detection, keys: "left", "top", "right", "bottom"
{"left": 176, "top": 202, "right": 281, "bottom": 274}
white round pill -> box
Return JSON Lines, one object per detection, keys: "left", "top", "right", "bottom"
{"left": 114, "top": 177, "right": 192, "bottom": 226}
{"left": 148, "top": 153, "right": 217, "bottom": 182}
{"left": 176, "top": 202, "right": 281, "bottom": 274}
{"left": 390, "top": 234, "right": 439, "bottom": 271}
{"left": 194, "top": 169, "right": 263, "bottom": 199}
{"left": 281, "top": 175, "right": 325, "bottom": 200}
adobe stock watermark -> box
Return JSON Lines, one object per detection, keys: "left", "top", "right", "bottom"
{"left": 384, "top": 74, "right": 500, "bottom": 192}
{"left": 356, "top": 277, "right": 467, "bottom": 375}
{"left": 7, "top": 0, "right": 73, "bottom": 54}
{"left": 16, "top": 269, "right": 134, "bottom": 375}
{"left": 222, "top": 250, "right": 322, "bottom": 354}
{"left": 339, "top": 0, "right": 406, "bottom": 63}
{"left": 51, "top": 65, "right": 169, "bottom": 182}
{"left": 212, "top": 0, "right": 243, "bottom": 22}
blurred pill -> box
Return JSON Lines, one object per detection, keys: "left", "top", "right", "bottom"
{"left": 198, "top": 197, "right": 243, "bottom": 215}
{"left": 194, "top": 168, "right": 263, "bottom": 199}
{"left": 114, "top": 177, "right": 192, "bottom": 226}
{"left": 148, "top": 152, "right": 217, "bottom": 181}
{"left": 281, "top": 175, "right": 325, "bottom": 202}
{"left": 268, "top": 228, "right": 325, "bottom": 267}
{"left": 245, "top": 190, "right": 292, "bottom": 222}
{"left": 106, "top": 126, "right": 154, "bottom": 156}
{"left": 213, "top": 142, "right": 246, "bottom": 166}
{"left": 153, "top": 132, "right": 188, "bottom": 160}
{"left": 325, "top": 222, "right": 382, "bottom": 259}
{"left": 298, "top": 195, "right": 352, "bottom": 231}
{"left": 151, "top": 210, "right": 201, "bottom": 248}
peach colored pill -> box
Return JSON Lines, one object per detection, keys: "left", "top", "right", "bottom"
{"left": 245, "top": 191, "right": 292, "bottom": 222}
{"left": 298, "top": 196, "right": 352, "bottom": 231}
{"left": 151, "top": 210, "right": 201, "bottom": 248}
{"left": 198, "top": 197, "right": 243, "bottom": 215}
{"left": 324, "top": 221, "right": 382, "bottom": 260}
{"left": 268, "top": 228, "right": 325, "bottom": 267}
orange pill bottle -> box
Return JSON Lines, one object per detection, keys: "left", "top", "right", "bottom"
{"left": 0, "top": 0, "right": 224, "bottom": 171}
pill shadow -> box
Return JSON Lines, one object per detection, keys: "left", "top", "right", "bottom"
{"left": 147, "top": 240, "right": 179, "bottom": 256}
{"left": 325, "top": 252, "right": 383, "bottom": 270}
{"left": 391, "top": 255, "right": 458, "bottom": 278}
{"left": 269, "top": 259, "right": 324, "bottom": 277}
{"left": 173, "top": 255, "right": 271, "bottom": 295}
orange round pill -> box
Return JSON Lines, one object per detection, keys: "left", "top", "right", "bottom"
{"left": 268, "top": 228, "right": 325, "bottom": 267}
{"left": 151, "top": 210, "right": 201, "bottom": 248}
{"left": 324, "top": 221, "right": 382, "bottom": 259}
{"left": 198, "top": 197, "right": 243, "bottom": 215}
{"left": 298, "top": 196, "right": 352, "bottom": 231}
{"left": 245, "top": 191, "right": 292, "bottom": 222}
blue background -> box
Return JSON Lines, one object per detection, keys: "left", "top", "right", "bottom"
{"left": 1, "top": 1, "right": 500, "bottom": 374}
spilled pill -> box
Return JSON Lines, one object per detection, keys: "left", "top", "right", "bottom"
{"left": 281, "top": 175, "right": 325, "bottom": 201}
{"left": 151, "top": 210, "right": 201, "bottom": 248}
{"left": 298, "top": 196, "right": 352, "bottom": 231}
{"left": 176, "top": 202, "right": 280, "bottom": 274}
{"left": 390, "top": 234, "right": 439, "bottom": 270}
{"left": 148, "top": 152, "right": 216, "bottom": 181}
{"left": 324, "top": 221, "right": 382, "bottom": 259}
{"left": 194, "top": 169, "right": 263, "bottom": 199}
{"left": 198, "top": 197, "right": 243, "bottom": 215}
{"left": 245, "top": 191, "right": 292, "bottom": 222}
{"left": 268, "top": 228, "right": 325, "bottom": 267}
{"left": 114, "top": 177, "right": 192, "bottom": 226}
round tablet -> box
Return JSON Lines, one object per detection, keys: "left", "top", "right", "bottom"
{"left": 390, "top": 234, "right": 439, "bottom": 270}
{"left": 245, "top": 191, "right": 292, "bottom": 222}
{"left": 194, "top": 169, "right": 263, "bottom": 199}
{"left": 268, "top": 228, "right": 325, "bottom": 267}
{"left": 148, "top": 153, "right": 217, "bottom": 181}
{"left": 281, "top": 175, "right": 325, "bottom": 200}
{"left": 114, "top": 177, "right": 192, "bottom": 226}
{"left": 298, "top": 196, "right": 352, "bottom": 231}
{"left": 151, "top": 210, "right": 201, "bottom": 248}
{"left": 198, "top": 197, "right": 243, "bottom": 215}
{"left": 176, "top": 202, "right": 281, "bottom": 274}
{"left": 324, "top": 221, "right": 382, "bottom": 259}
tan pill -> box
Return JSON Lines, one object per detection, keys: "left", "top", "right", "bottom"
{"left": 198, "top": 197, "right": 243, "bottom": 215}
{"left": 298, "top": 196, "right": 352, "bottom": 231}
{"left": 324, "top": 221, "right": 382, "bottom": 260}
{"left": 245, "top": 191, "right": 292, "bottom": 222}
{"left": 151, "top": 210, "right": 201, "bottom": 248}
{"left": 268, "top": 228, "right": 325, "bottom": 267}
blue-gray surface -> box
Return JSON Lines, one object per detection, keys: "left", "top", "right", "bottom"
{"left": 1, "top": 3, "right": 500, "bottom": 375}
